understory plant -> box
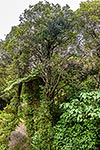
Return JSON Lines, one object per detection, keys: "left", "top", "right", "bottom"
{"left": 0, "top": 109, "right": 18, "bottom": 149}
{"left": 53, "top": 90, "right": 100, "bottom": 150}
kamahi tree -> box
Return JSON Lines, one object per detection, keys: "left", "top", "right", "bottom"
{"left": 0, "top": 1, "right": 78, "bottom": 149}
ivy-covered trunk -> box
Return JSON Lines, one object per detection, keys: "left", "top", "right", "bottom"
{"left": 22, "top": 78, "right": 54, "bottom": 149}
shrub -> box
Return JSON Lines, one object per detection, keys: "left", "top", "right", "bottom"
{"left": 53, "top": 90, "right": 100, "bottom": 150}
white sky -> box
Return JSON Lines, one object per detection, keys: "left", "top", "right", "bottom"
{"left": 0, "top": 0, "right": 86, "bottom": 40}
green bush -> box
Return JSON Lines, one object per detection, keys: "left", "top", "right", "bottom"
{"left": 0, "top": 98, "right": 19, "bottom": 150}
{"left": 0, "top": 111, "right": 18, "bottom": 150}
{"left": 53, "top": 90, "right": 100, "bottom": 150}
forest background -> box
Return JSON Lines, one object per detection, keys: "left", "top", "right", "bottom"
{"left": 0, "top": 0, "right": 100, "bottom": 149}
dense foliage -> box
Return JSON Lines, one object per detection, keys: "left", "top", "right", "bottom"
{"left": 54, "top": 91, "right": 100, "bottom": 149}
{"left": 0, "top": 0, "right": 100, "bottom": 150}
